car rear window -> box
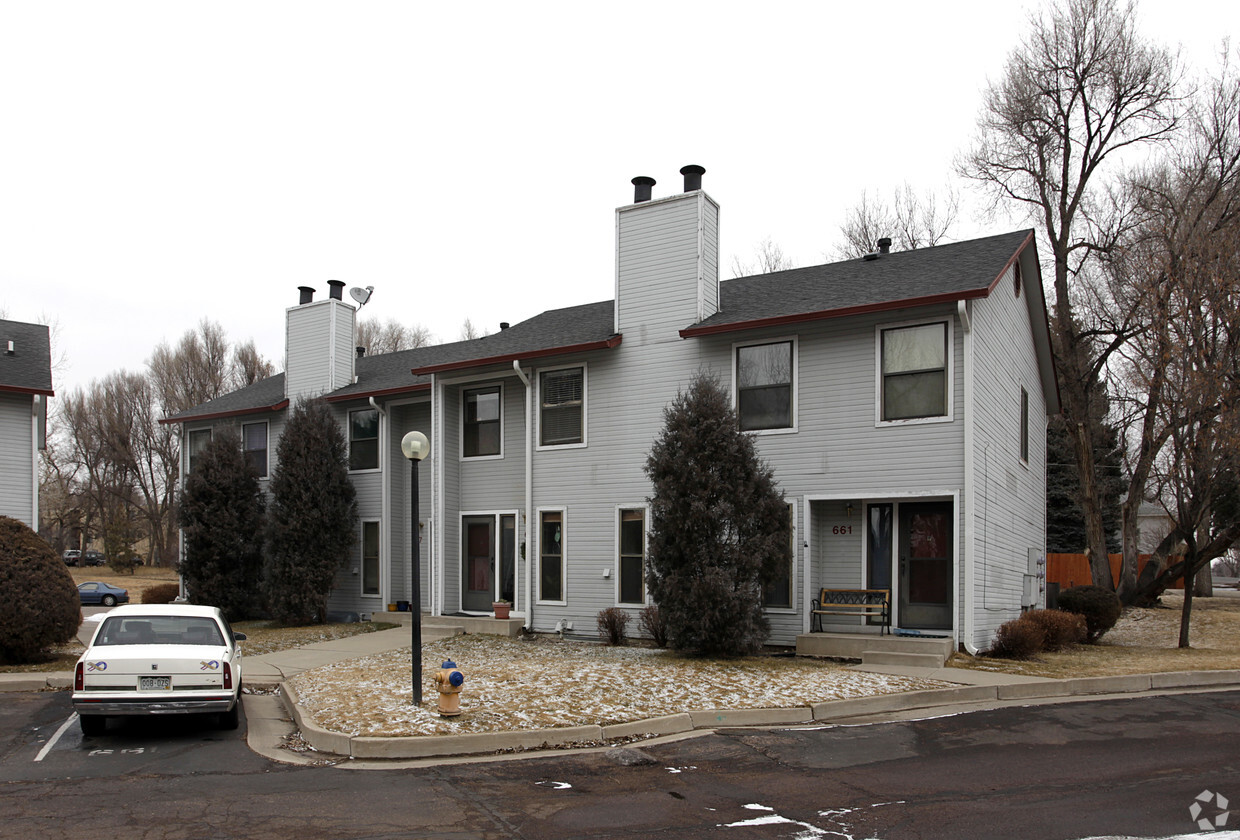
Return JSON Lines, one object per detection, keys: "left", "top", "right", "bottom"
{"left": 96, "top": 616, "right": 225, "bottom": 646}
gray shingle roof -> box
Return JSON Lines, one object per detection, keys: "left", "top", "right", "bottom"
{"left": 0, "top": 319, "right": 54, "bottom": 395}
{"left": 164, "top": 230, "right": 1039, "bottom": 423}
{"left": 687, "top": 230, "right": 1033, "bottom": 334}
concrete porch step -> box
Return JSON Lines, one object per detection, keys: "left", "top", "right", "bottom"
{"left": 423, "top": 615, "right": 525, "bottom": 638}
{"left": 796, "top": 631, "right": 954, "bottom": 663}
{"left": 861, "top": 650, "right": 949, "bottom": 668}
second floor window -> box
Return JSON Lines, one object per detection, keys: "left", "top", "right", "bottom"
{"left": 187, "top": 428, "right": 212, "bottom": 474}
{"left": 880, "top": 322, "right": 948, "bottom": 422}
{"left": 540, "top": 367, "right": 584, "bottom": 447}
{"left": 463, "top": 386, "right": 501, "bottom": 458}
{"left": 349, "top": 408, "right": 379, "bottom": 471}
{"left": 737, "top": 340, "right": 793, "bottom": 431}
{"left": 242, "top": 422, "right": 268, "bottom": 477}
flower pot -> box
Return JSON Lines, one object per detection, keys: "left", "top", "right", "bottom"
{"left": 492, "top": 602, "right": 510, "bottom": 620}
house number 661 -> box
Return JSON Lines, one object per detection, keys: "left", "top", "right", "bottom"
{"left": 832, "top": 525, "right": 853, "bottom": 535}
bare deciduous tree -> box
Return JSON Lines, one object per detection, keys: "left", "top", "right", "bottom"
{"left": 459, "top": 318, "right": 489, "bottom": 341}
{"left": 832, "top": 183, "right": 960, "bottom": 260}
{"left": 959, "top": 0, "right": 1182, "bottom": 591}
{"left": 730, "top": 237, "right": 793, "bottom": 278}
{"left": 355, "top": 318, "right": 435, "bottom": 355}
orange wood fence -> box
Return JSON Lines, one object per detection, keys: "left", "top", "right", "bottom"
{"left": 1046, "top": 553, "right": 1183, "bottom": 590}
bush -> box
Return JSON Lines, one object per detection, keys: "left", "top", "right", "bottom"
{"left": 987, "top": 615, "right": 1044, "bottom": 659}
{"left": 640, "top": 605, "right": 668, "bottom": 648}
{"left": 597, "top": 607, "right": 630, "bottom": 646}
{"left": 1022, "top": 608, "right": 1087, "bottom": 651}
{"left": 1056, "top": 585, "right": 1123, "bottom": 642}
{"left": 141, "top": 583, "right": 182, "bottom": 605}
{"left": 0, "top": 516, "right": 81, "bottom": 664}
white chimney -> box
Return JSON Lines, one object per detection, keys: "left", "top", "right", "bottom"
{"left": 284, "top": 286, "right": 357, "bottom": 402}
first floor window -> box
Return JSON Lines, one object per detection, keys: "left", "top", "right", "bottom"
{"left": 361, "top": 521, "right": 380, "bottom": 596}
{"left": 618, "top": 509, "right": 645, "bottom": 604}
{"left": 242, "top": 422, "right": 268, "bottom": 477}
{"left": 463, "top": 386, "right": 501, "bottom": 457}
{"left": 349, "top": 408, "right": 379, "bottom": 471}
{"left": 540, "top": 367, "right": 584, "bottom": 446}
{"left": 737, "top": 340, "right": 793, "bottom": 431}
{"left": 881, "top": 322, "right": 948, "bottom": 421}
{"left": 187, "top": 428, "right": 212, "bottom": 473}
{"left": 763, "top": 504, "right": 794, "bottom": 608}
{"left": 540, "top": 511, "right": 563, "bottom": 601}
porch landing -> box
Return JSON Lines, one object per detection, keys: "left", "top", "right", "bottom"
{"left": 796, "top": 632, "right": 954, "bottom": 667}
{"left": 379, "top": 611, "right": 525, "bottom": 638}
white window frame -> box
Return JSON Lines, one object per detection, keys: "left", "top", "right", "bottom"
{"left": 186, "top": 427, "right": 212, "bottom": 475}
{"left": 241, "top": 420, "right": 269, "bottom": 479}
{"left": 536, "top": 364, "right": 587, "bottom": 451}
{"left": 732, "top": 336, "right": 798, "bottom": 435}
{"left": 536, "top": 506, "right": 568, "bottom": 605}
{"left": 348, "top": 407, "right": 381, "bottom": 473}
{"left": 615, "top": 504, "right": 650, "bottom": 606}
{"left": 874, "top": 317, "right": 954, "bottom": 427}
{"left": 460, "top": 382, "right": 505, "bottom": 461}
{"left": 360, "top": 519, "right": 381, "bottom": 598}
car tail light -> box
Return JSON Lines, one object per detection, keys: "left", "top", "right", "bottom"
{"left": 75, "top": 662, "right": 84, "bottom": 691}
{"left": 223, "top": 661, "right": 232, "bottom": 690}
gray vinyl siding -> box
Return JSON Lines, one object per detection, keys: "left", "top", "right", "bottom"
{"left": 616, "top": 194, "right": 712, "bottom": 341}
{"left": 284, "top": 300, "right": 355, "bottom": 401}
{"left": 968, "top": 265, "right": 1050, "bottom": 649}
{"left": 0, "top": 393, "right": 34, "bottom": 527}
{"left": 439, "top": 384, "right": 462, "bottom": 613}
{"left": 810, "top": 499, "right": 865, "bottom": 631}
{"left": 328, "top": 401, "right": 383, "bottom": 618}
{"left": 387, "top": 401, "right": 433, "bottom": 612}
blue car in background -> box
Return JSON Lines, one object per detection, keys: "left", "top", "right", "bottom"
{"left": 77, "top": 581, "right": 130, "bottom": 607}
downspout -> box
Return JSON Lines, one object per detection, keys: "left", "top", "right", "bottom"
{"left": 959, "top": 300, "right": 980, "bottom": 655}
{"left": 30, "top": 396, "right": 41, "bottom": 528}
{"left": 513, "top": 359, "right": 533, "bottom": 630}
{"left": 369, "top": 397, "right": 391, "bottom": 611}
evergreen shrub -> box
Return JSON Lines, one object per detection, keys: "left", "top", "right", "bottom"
{"left": 1056, "top": 585, "right": 1123, "bottom": 642}
{"left": 0, "top": 516, "right": 81, "bottom": 664}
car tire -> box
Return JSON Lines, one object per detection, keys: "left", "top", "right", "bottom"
{"left": 79, "top": 715, "right": 107, "bottom": 736}
{"left": 101, "top": 595, "right": 116, "bottom": 607}
{"left": 219, "top": 700, "right": 240, "bottom": 731}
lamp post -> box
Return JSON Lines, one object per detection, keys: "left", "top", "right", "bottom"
{"left": 401, "top": 430, "right": 431, "bottom": 706}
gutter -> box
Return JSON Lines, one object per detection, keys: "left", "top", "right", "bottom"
{"left": 512, "top": 360, "right": 533, "bottom": 631}
{"left": 411, "top": 336, "right": 622, "bottom": 377}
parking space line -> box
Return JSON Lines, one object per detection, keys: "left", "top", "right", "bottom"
{"left": 35, "top": 714, "right": 77, "bottom": 762}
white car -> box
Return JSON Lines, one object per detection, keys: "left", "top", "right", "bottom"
{"left": 72, "top": 604, "right": 246, "bottom": 735}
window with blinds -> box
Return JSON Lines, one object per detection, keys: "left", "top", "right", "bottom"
{"left": 539, "top": 367, "right": 584, "bottom": 447}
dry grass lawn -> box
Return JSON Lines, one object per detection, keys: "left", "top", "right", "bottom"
{"left": 952, "top": 589, "right": 1240, "bottom": 678}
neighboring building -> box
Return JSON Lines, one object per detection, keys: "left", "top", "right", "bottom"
{"left": 0, "top": 319, "right": 54, "bottom": 529}
{"left": 165, "top": 167, "right": 1059, "bottom": 652}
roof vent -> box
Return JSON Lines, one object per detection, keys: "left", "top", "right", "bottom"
{"left": 356, "top": 346, "right": 366, "bottom": 358}
{"left": 680, "top": 164, "right": 705, "bottom": 192}
{"left": 499, "top": 322, "right": 510, "bottom": 331}
{"left": 328, "top": 279, "right": 345, "bottom": 301}
{"left": 863, "top": 252, "right": 880, "bottom": 261}
{"left": 632, "top": 176, "right": 655, "bottom": 203}
{"left": 298, "top": 286, "right": 315, "bottom": 305}
{"left": 877, "top": 237, "right": 892, "bottom": 255}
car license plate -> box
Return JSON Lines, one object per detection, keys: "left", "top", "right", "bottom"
{"left": 139, "top": 676, "right": 172, "bottom": 691}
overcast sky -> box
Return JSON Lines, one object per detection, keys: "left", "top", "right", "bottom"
{"left": 1, "top": 1, "right": 1233, "bottom": 399}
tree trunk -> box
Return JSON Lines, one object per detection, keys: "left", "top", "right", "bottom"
{"left": 1179, "top": 563, "right": 1195, "bottom": 649}
{"left": 1193, "top": 561, "right": 1213, "bottom": 597}
{"left": 1071, "top": 420, "right": 1114, "bottom": 589}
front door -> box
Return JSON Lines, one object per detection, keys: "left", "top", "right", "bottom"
{"left": 898, "top": 502, "right": 953, "bottom": 630}
{"left": 462, "top": 516, "right": 494, "bottom": 612}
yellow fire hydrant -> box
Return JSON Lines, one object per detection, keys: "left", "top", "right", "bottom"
{"left": 434, "top": 660, "right": 465, "bottom": 717}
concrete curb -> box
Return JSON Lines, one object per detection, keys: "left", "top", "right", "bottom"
{"left": 281, "top": 670, "right": 1240, "bottom": 761}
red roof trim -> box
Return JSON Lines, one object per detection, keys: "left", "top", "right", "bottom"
{"left": 678, "top": 290, "right": 993, "bottom": 338}
{"left": 325, "top": 382, "right": 431, "bottom": 403}
{"left": 159, "top": 399, "right": 290, "bottom": 426}
{"left": 0, "top": 384, "right": 55, "bottom": 397}
{"left": 411, "top": 335, "right": 623, "bottom": 376}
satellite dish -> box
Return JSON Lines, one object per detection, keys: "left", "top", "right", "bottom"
{"left": 349, "top": 286, "right": 374, "bottom": 307}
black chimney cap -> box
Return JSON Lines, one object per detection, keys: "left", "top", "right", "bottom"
{"left": 680, "top": 164, "right": 705, "bottom": 192}
{"left": 298, "top": 286, "right": 315, "bottom": 305}
{"left": 356, "top": 346, "right": 366, "bottom": 358}
{"left": 631, "top": 176, "right": 656, "bottom": 203}
{"left": 877, "top": 237, "right": 892, "bottom": 255}
{"left": 327, "top": 279, "right": 346, "bottom": 300}
{"left": 499, "top": 322, "right": 510, "bottom": 330}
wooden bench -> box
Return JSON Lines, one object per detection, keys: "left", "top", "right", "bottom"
{"left": 811, "top": 588, "right": 891, "bottom": 635}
